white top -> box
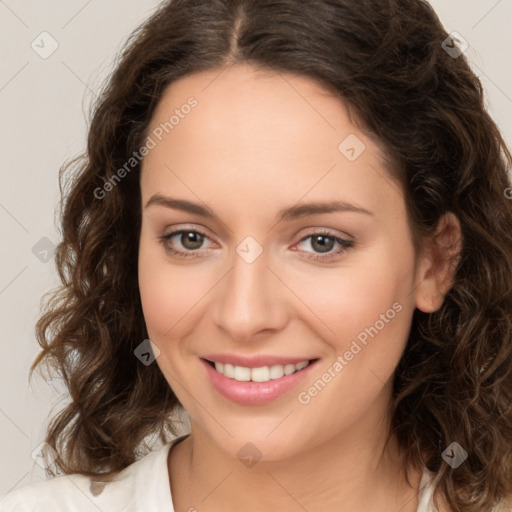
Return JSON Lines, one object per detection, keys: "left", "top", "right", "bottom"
{"left": 1, "top": 433, "right": 439, "bottom": 511}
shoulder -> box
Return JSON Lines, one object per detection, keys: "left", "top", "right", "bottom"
{"left": 0, "top": 436, "right": 185, "bottom": 512}
{"left": 416, "top": 468, "right": 454, "bottom": 512}
{"left": 417, "top": 469, "right": 512, "bottom": 512}
{"left": 0, "top": 472, "right": 106, "bottom": 512}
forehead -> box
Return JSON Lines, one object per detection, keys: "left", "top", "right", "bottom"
{"left": 140, "top": 64, "right": 401, "bottom": 218}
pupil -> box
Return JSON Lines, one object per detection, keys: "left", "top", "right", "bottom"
{"left": 183, "top": 231, "right": 203, "bottom": 250}
{"left": 179, "top": 233, "right": 335, "bottom": 253}
{"left": 313, "top": 235, "right": 333, "bottom": 253}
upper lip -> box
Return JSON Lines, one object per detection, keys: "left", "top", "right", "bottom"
{"left": 202, "top": 353, "right": 317, "bottom": 368}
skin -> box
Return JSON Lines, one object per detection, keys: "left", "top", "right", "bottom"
{"left": 138, "top": 63, "right": 461, "bottom": 512}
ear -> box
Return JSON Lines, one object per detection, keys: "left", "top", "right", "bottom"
{"left": 414, "top": 212, "right": 463, "bottom": 313}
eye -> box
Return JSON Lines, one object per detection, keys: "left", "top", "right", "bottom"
{"left": 158, "top": 227, "right": 355, "bottom": 262}
{"left": 159, "top": 228, "right": 214, "bottom": 259}
{"left": 294, "top": 230, "right": 354, "bottom": 262}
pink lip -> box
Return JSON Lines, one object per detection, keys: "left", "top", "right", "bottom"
{"left": 201, "top": 358, "right": 319, "bottom": 405}
{"left": 201, "top": 353, "right": 314, "bottom": 368}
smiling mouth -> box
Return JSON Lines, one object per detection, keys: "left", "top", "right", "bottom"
{"left": 203, "top": 358, "right": 318, "bottom": 383}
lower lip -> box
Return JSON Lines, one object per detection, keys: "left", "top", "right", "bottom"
{"left": 201, "top": 358, "right": 319, "bottom": 405}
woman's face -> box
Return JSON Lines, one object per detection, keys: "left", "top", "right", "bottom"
{"left": 138, "top": 63, "right": 430, "bottom": 461}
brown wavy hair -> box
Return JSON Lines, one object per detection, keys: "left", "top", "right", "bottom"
{"left": 31, "top": 0, "right": 512, "bottom": 510}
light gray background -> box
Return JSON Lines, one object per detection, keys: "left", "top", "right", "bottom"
{"left": 1, "top": 0, "right": 511, "bottom": 498}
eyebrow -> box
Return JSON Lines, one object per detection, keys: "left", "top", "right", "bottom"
{"left": 144, "top": 193, "right": 373, "bottom": 222}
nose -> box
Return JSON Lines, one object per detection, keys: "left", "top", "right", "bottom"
{"left": 211, "top": 243, "right": 289, "bottom": 343}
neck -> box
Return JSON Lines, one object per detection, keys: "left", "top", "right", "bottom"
{"left": 168, "top": 396, "right": 423, "bottom": 511}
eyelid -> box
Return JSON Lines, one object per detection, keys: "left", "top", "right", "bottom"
{"left": 162, "top": 225, "right": 352, "bottom": 249}
{"left": 162, "top": 224, "right": 217, "bottom": 244}
{"left": 296, "top": 226, "right": 354, "bottom": 242}
{"left": 292, "top": 228, "right": 354, "bottom": 259}
{"left": 160, "top": 224, "right": 355, "bottom": 263}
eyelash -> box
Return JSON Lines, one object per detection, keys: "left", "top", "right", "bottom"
{"left": 159, "top": 228, "right": 354, "bottom": 262}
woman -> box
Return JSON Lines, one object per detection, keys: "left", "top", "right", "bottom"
{"left": 2, "top": 0, "right": 512, "bottom": 510}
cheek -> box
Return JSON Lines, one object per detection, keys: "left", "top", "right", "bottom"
{"left": 138, "top": 237, "right": 186, "bottom": 340}
{"left": 291, "top": 239, "right": 416, "bottom": 374}
{"left": 295, "top": 257, "right": 414, "bottom": 430}
{"left": 299, "top": 260, "right": 412, "bottom": 337}
{"left": 138, "top": 237, "right": 216, "bottom": 346}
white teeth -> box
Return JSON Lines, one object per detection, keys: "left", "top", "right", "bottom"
{"left": 233, "top": 366, "right": 251, "bottom": 381}
{"left": 212, "top": 360, "right": 311, "bottom": 382}
{"left": 251, "top": 366, "right": 270, "bottom": 382}
{"left": 295, "top": 361, "right": 309, "bottom": 370}
{"left": 283, "top": 364, "right": 296, "bottom": 375}
{"left": 269, "top": 365, "right": 285, "bottom": 379}
{"left": 224, "top": 363, "right": 234, "bottom": 378}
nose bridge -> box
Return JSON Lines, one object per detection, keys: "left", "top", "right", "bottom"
{"left": 213, "top": 238, "right": 286, "bottom": 340}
